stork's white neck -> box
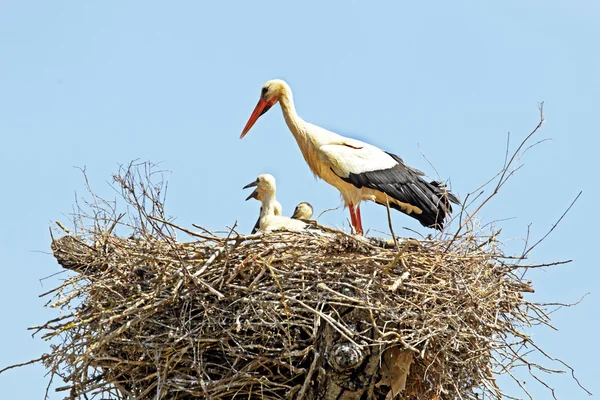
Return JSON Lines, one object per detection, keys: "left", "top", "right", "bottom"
{"left": 259, "top": 192, "right": 278, "bottom": 218}
{"left": 278, "top": 87, "right": 310, "bottom": 145}
{"left": 276, "top": 84, "right": 340, "bottom": 179}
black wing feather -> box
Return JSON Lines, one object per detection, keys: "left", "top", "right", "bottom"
{"left": 336, "top": 152, "right": 459, "bottom": 230}
{"left": 251, "top": 209, "right": 261, "bottom": 234}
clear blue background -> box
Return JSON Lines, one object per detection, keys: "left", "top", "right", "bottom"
{"left": 1, "top": 1, "right": 597, "bottom": 398}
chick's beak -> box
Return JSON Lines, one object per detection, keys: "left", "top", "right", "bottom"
{"left": 245, "top": 189, "right": 259, "bottom": 201}
{"left": 243, "top": 180, "right": 259, "bottom": 201}
{"left": 243, "top": 180, "right": 258, "bottom": 190}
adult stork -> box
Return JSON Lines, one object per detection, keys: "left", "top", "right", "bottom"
{"left": 240, "top": 79, "right": 459, "bottom": 235}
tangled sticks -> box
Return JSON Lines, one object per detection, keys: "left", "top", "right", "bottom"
{"left": 46, "top": 221, "right": 535, "bottom": 399}
{"left": 7, "top": 158, "right": 586, "bottom": 400}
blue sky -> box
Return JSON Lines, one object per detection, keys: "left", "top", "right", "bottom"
{"left": 1, "top": 1, "right": 598, "bottom": 398}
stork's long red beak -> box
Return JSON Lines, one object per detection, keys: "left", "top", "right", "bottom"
{"left": 240, "top": 98, "right": 273, "bottom": 138}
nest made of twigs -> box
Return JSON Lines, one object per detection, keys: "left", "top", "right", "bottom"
{"left": 10, "top": 157, "right": 584, "bottom": 400}
{"left": 42, "top": 223, "right": 537, "bottom": 400}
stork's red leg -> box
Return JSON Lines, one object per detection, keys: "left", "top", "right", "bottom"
{"left": 355, "top": 205, "right": 364, "bottom": 235}
{"left": 349, "top": 203, "right": 358, "bottom": 234}
{"left": 348, "top": 203, "right": 364, "bottom": 236}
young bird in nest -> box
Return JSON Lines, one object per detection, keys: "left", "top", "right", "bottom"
{"left": 244, "top": 174, "right": 310, "bottom": 233}
{"left": 291, "top": 202, "right": 314, "bottom": 220}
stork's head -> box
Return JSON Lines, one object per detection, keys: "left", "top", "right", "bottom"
{"left": 240, "top": 79, "right": 289, "bottom": 138}
{"left": 243, "top": 174, "right": 277, "bottom": 201}
{"left": 291, "top": 202, "right": 314, "bottom": 220}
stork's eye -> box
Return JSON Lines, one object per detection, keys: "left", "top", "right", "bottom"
{"left": 261, "top": 87, "right": 269, "bottom": 97}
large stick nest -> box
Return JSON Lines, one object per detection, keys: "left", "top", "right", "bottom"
{"left": 48, "top": 227, "right": 533, "bottom": 400}
{"left": 20, "top": 160, "right": 580, "bottom": 400}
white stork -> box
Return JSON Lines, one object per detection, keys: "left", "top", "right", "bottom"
{"left": 291, "top": 202, "right": 314, "bottom": 220}
{"left": 244, "top": 174, "right": 283, "bottom": 233}
{"left": 240, "top": 79, "right": 459, "bottom": 235}
{"left": 244, "top": 174, "right": 307, "bottom": 233}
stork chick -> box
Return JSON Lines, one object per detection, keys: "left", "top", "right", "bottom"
{"left": 291, "top": 202, "right": 314, "bottom": 220}
{"left": 244, "top": 174, "right": 283, "bottom": 234}
{"left": 244, "top": 174, "right": 307, "bottom": 233}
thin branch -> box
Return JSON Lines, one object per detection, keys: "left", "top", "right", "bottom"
{"left": 384, "top": 194, "right": 399, "bottom": 250}
{"left": 446, "top": 102, "right": 546, "bottom": 250}
{"left": 522, "top": 191, "right": 582, "bottom": 258}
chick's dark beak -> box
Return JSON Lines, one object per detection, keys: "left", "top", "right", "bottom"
{"left": 243, "top": 180, "right": 259, "bottom": 201}
{"left": 245, "top": 189, "right": 259, "bottom": 201}
{"left": 243, "top": 180, "right": 258, "bottom": 190}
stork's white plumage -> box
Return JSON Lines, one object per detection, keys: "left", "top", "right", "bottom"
{"left": 240, "top": 80, "right": 459, "bottom": 235}
{"left": 244, "top": 174, "right": 307, "bottom": 233}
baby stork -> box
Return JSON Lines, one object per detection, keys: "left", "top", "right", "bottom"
{"left": 244, "top": 174, "right": 307, "bottom": 233}
{"left": 291, "top": 202, "right": 314, "bottom": 220}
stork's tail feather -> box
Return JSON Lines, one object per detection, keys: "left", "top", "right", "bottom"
{"left": 377, "top": 181, "right": 460, "bottom": 231}
{"left": 381, "top": 200, "right": 449, "bottom": 231}
{"left": 426, "top": 181, "right": 460, "bottom": 230}
{"left": 430, "top": 180, "right": 460, "bottom": 206}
